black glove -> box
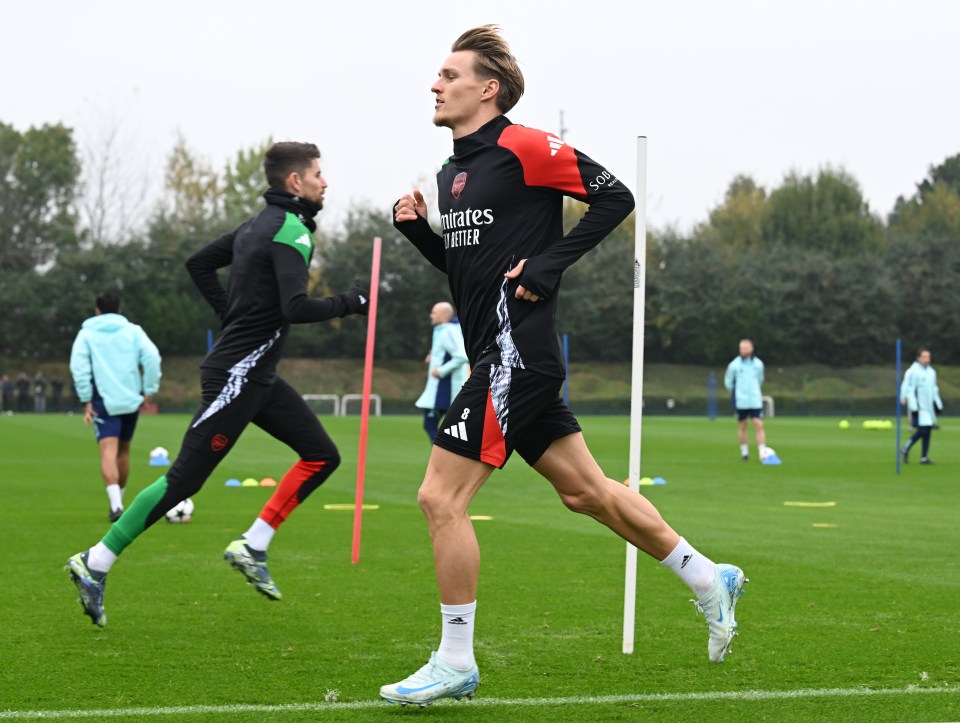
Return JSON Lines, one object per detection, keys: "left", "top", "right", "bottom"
{"left": 341, "top": 278, "right": 370, "bottom": 316}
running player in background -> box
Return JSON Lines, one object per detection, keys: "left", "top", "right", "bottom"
{"left": 381, "top": 25, "right": 747, "bottom": 707}
{"left": 69, "top": 292, "right": 161, "bottom": 521}
{"left": 67, "top": 142, "right": 369, "bottom": 627}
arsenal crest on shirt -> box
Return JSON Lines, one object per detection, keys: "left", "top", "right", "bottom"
{"left": 451, "top": 172, "right": 467, "bottom": 199}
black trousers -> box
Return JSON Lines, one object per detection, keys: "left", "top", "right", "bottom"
{"left": 144, "top": 370, "right": 340, "bottom": 527}
{"left": 905, "top": 412, "right": 932, "bottom": 458}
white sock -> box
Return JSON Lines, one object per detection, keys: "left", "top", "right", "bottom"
{"left": 661, "top": 537, "right": 716, "bottom": 598}
{"left": 437, "top": 601, "right": 476, "bottom": 669}
{"left": 758, "top": 444, "right": 768, "bottom": 457}
{"left": 106, "top": 484, "right": 123, "bottom": 512}
{"left": 739, "top": 444, "right": 748, "bottom": 457}
{"left": 87, "top": 541, "right": 118, "bottom": 574}
{"left": 243, "top": 518, "right": 276, "bottom": 552}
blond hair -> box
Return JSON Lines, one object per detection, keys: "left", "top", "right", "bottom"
{"left": 451, "top": 25, "right": 524, "bottom": 113}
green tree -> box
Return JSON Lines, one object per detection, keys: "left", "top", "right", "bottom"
{"left": 0, "top": 121, "right": 81, "bottom": 271}
{"left": 224, "top": 139, "right": 271, "bottom": 228}
{"left": 694, "top": 175, "right": 767, "bottom": 249}
{"left": 889, "top": 154, "right": 960, "bottom": 241}
{"left": 297, "top": 206, "right": 450, "bottom": 360}
{"left": 150, "top": 135, "right": 224, "bottom": 248}
{"left": 762, "top": 168, "right": 884, "bottom": 255}
{"left": 647, "top": 236, "right": 749, "bottom": 364}
{"left": 890, "top": 182, "right": 960, "bottom": 240}
{"left": 917, "top": 153, "right": 960, "bottom": 198}
{"left": 889, "top": 236, "right": 960, "bottom": 361}
{"left": 556, "top": 210, "right": 635, "bottom": 362}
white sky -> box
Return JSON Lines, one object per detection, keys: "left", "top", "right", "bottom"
{"left": 1, "top": 0, "right": 955, "bottom": 234}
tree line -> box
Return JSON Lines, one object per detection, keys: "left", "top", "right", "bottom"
{"left": 1, "top": 119, "right": 958, "bottom": 367}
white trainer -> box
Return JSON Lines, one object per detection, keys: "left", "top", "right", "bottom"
{"left": 692, "top": 563, "right": 747, "bottom": 663}
{"left": 380, "top": 652, "right": 479, "bottom": 706}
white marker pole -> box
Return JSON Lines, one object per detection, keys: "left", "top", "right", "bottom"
{"left": 623, "top": 137, "right": 648, "bottom": 655}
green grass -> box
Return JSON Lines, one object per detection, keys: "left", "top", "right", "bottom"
{"left": 0, "top": 412, "right": 957, "bottom": 722}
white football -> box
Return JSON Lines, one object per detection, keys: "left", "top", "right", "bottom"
{"left": 761, "top": 447, "right": 777, "bottom": 459}
{"left": 164, "top": 498, "right": 195, "bottom": 524}
{"left": 151, "top": 447, "right": 169, "bottom": 458}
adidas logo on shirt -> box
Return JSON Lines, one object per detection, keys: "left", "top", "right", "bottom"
{"left": 547, "top": 135, "right": 565, "bottom": 156}
{"left": 443, "top": 421, "right": 468, "bottom": 441}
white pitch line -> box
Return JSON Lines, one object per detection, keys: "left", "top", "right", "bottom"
{"left": 1, "top": 685, "right": 957, "bottom": 719}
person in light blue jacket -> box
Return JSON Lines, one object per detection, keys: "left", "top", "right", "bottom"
{"left": 723, "top": 339, "right": 768, "bottom": 461}
{"left": 416, "top": 302, "right": 469, "bottom": 441}
{"left": 70, "top": 293, "right": 161, "bottom": 520}
{"left": 900, "top": 347, "right": 943, "bottom": 464}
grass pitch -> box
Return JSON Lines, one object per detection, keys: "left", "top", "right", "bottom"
{"left": 0, "top": 412, "right": 957, "bottom": 722}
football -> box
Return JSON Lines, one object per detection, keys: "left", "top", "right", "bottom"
{"left": 164, "top": 498, "right": 195, "bottom": 524}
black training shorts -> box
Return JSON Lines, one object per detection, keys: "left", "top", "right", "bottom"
{"left": 432, "top": 362, "right": 581, "bottom": 468}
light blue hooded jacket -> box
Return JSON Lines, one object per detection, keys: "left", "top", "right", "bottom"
{"left": 900, "top": 361, "right": 943, "bottom": 427}
{"left": 69, "top": 313, "right": 161, "bottom": 416}
{"left": 416, "top": 321, "right": 469, "bottom": 410}
{"left": 724, "top": 355, "right": 765, "bottom": 410}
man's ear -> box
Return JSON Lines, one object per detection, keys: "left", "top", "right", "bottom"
{"left": 481, "top": 78, "right": 500, "bottom": 102}
{"left": 285, "top": 171, "right": 303, "bottom": 196}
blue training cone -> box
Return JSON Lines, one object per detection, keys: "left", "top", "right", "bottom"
{"left": 761, "top": 451, "right": 782, "bottom": 465}
{"left": 149, "top": 447, "right": 171, "bottom": 466}
{"left": 225, "top": 478, "right": 241, "bottom": 487}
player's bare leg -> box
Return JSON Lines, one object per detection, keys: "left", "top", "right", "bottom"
{"left": 98, "top": 437, "right": 120, "bottom": 487}
{"left": 737, "top": 419, "right": 749, "bottom": 460}
{"left": 533, "top": 433, "right": 678, "bottom": 558}
{"left": 98, "top": 437, "right": 124, "bottom": 521}
{"left": 418, "top": 446, "right": 493, "bottom": 604}
{"left": 737, "top": 419, "right": 748, "bottom": 445}
{"left": 752, "top": 417, "right": 766, "bottom": 449}
{"left": 380, "top": 446, "right": 489, "bottom": 705}
{"left": 535, "top": 432, "right": 747, "bottom": 663}
{"left": 116, "top": 440, "right": 131, "bottom": 494}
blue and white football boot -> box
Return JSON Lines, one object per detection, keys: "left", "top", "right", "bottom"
{"left": 380, "top": 652, "right": 479, "bottom": 706}
{"left": 66, "top": 551, "right": 107, "bottom": 627}
{"left": 692, "top": 563, "right": 747, "bottom": 663}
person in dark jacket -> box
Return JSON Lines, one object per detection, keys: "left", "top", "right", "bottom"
{"left": 1, "top": 374, "right": 13, "bottom": 412}
{"left": 67, "top": 142, "right": 368, "bottom": 627}
{"left": 16, "top": 372, "right": 30, "bottom": 412}
{"left": 381, "top": 25, "right": 746, "bottom": 706}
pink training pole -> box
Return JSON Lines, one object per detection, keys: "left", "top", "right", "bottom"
{"left": 351, "top": 236, "right": 382, "bottom": 564}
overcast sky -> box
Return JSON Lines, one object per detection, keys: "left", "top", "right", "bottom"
{"left": 2, "top": 0, "right": 955, "bottom": 235}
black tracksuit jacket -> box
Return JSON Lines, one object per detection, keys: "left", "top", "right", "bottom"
{"left": 396, "top": 115, "right": 635, "bottom": 379}
{"left": 186, "top": 189, "right": 364, "bottom": 384}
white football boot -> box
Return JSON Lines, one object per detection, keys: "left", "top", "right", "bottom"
{"left": 380, "top": 651, "right": 479, "bottom": 706}
{"left": 692, "top": 563, "right": 747, "bottom": 663}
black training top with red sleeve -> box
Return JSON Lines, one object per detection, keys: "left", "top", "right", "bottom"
{"left": 395, "top": 114, "right": 635, "bottom": 380}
